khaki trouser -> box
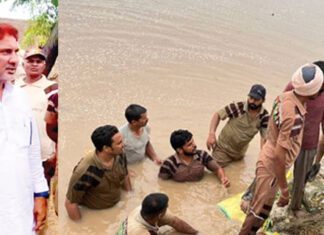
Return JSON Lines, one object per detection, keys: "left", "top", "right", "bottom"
{"left": 239, "top": 162, "right": 278, "bottom": 235}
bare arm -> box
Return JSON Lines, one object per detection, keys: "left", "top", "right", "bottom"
{"left": 123, "top": 174, "right": 132, "bottom": 191}
{"left": 260, "top": 136, "right": 266, "bottom": 149}
{"left": 315, "top": 135, "right": 324, "bottom": 163}
{"left": 65, "top": 198, "right": 81, "bottom": 221}
{"left": 159, "top": 216, "right": 198, "bottom": 234}
{"left": 145, "top": 141, "right": 162, "bottom": 165}
{"left": 215, "top": 168, "right": 230, "bottom": 188}
{"left": 206, "top": 112, "right": 221, "bottom": 150}
{"left": 33, "top": 197, "right": 48, "bottom": 232}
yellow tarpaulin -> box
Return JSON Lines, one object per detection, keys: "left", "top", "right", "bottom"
{"left": 217, "top": 171, "right": 292, "bottom": 235}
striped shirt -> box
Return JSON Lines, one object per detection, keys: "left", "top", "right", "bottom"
{"left": 216, "top": 101, "right": 269, "bottom": 157}
{"left": 158, "top": 150, "right": 220, "bottom": 182}
{"left": 66, "top": 151, "right": 128, "bottom": 209}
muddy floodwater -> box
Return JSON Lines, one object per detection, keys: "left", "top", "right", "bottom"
{"left": 58, "top": 0, "right": 324, "bottom": 234}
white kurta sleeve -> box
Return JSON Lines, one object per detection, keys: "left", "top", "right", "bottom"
{"left": 29, "top": 115, "right": 49, "bottom": 194}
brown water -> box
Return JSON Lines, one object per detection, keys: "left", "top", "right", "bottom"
{"left": 58, "top": 0, "right": 324, "bottom": 234}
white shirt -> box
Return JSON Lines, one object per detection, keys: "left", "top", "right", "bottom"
{"left": 119, "top": 124, "right": 150, "bottom": 164}
{"left": 117, "top": 206, "right": 175, "bottom": 235}
{"left": 126, "top": 207, "right": 159, "bottom": 234}
{"left": 16, "top": 75, "right": 57, "bottom": 161}
{"left": 0, "top": 82, "right": 48, "bottom": 234}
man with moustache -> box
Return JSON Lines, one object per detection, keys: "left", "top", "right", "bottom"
{"left": 206, "top": 84, "right": 269, "bottom": 167}
{"left": 16, "top": 47, "right": 58, "bottom": 186}
{"left": 239, "top": 64, "right": 324, "bottom": 234}
{"left": 0, "top": 23, "right": 49, "bottom": 234}
{"left": 159, "top": 129, "right": 230, "bottom": 187}
{"left": 119, "top": 104, "right": 162, "bottom": 165}
{"left": 65, "top": 125, "right": 132, "bottom": 221}
{"left": 240, "top": 61, "right": 324, "bottom": 216}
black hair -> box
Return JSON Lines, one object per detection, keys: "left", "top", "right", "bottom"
{"left": 170, "top": 129, "right": 193, "bottom": 151}
{"left": 91, "top": 125, "right": 119, "bottom": 151}
{"left": 140, "top": 193, "right": 169, "bottom": 219}
{"left": 314, "top": 61, "right": 324, "bottom": 73}
{"left": 125, "top": 104, "right": 147, "bottom": 123}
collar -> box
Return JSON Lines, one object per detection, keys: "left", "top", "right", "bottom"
{"left": 135, "top": 207, "right": 159, "bottom": 232}
{"left": 93, "top": 151, "right": 105, "bottom": 170}
{"left": 290, "top": 91, "right": 307, "bottom": 116}
{"left": 174, "top": 152, "right": 199, "bottom": 165}
{"left": 1, "top": 82, "right": 14, "bottom": 102}
{"left": 92, "top": 151, "right": 119, "bottom": 171}
{"left": 244, "top": 101, "right": 265, "bottom": 117}
{"left": 20, "top": 75, "right": 47, "bottom": 88}
{"left": 4, "top": 81, "right": 14, "bottom": 93}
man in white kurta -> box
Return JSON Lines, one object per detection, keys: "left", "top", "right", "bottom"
{"left": 0, "top": 23, "right": 49, "bottom": 234}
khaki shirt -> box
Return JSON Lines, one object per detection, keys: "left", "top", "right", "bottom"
{"left": 260, "top": 91, "right": 306, "bottom": 169}
{"left": 217, "top": 101, "right": 269, "bottom": 157}
{"left": 66, "top": 151, "right": 128, "bottom": 209}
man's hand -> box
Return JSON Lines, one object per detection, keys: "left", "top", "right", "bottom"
{"left": 240, "top": 199, "right": 250, "bottom": 214}
{"left": 306, "top": 163, "right": 321, "bottom": 182}
{"left": 65, "top": 198, "right": 82, "bottom": 221}
{"left": 221, "top": 176, "right": 230, "bottom": 188}
{"left": 145, "top": 141, "right": 162, "bottom": 165}
{"left": 206, "top": 133, "right": 217, "bottom": 151}
{"left": 33, "top": 197, "right": 47, "bottom": 232}
{"left": 154, "top": 158, "right": 162, "bottom": 165}
{"left": 277, "top": 196, "right": 289, "bottom": 207}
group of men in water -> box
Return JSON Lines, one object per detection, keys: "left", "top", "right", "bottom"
{"left": 2, "top": 20, "right": 324, "bottom": 235}
{"left": 65, "top": 61, "right": 324, "bottom": 234}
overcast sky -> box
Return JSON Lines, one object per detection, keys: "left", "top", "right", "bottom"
{"left": 0, "top": 0, "right": 31, "bottom": 20}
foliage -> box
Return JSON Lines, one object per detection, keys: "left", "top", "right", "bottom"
{"left": 1, "top": 0, "right": 58, "bottom": 49}
{"left": 22, "top": 13, "right": 52, "bottom": 48}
